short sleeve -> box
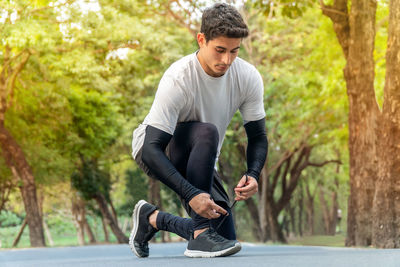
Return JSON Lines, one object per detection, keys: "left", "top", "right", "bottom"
{"left": 239, "top": 67, "right": 266, "bottom": 122}
{"left": 145, "top": 75, "right": 186, "bottom": 135}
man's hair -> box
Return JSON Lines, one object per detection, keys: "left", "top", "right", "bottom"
{"left": 200, "top": 3, "right": 249, "bottom": 42}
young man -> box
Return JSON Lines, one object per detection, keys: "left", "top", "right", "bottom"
{"left": 129, "top": 3, "right": 268, "bottom": 258}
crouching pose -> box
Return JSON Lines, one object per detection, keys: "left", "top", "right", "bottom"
{"left": 129, "top": 3, "right": 268, "bottom": 258}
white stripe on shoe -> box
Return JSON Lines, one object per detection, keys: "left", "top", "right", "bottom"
{"left": 129, "top": 200, "right": 147, "bottom": 258}
{"left": 184, "top": 242, "right": 241, "bottom": 258}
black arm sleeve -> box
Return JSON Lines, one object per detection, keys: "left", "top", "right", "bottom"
{"left": 141, "top": 125, "right": 203, "bottom": 202}
{"left": 244, "top": 118, "right": 268, "bottom": 181}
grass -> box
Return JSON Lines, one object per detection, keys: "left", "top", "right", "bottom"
{"left": 1, "top": 215, "right": 346, "bottom": 249}
{"left": 0, "top": 225, "right": 91, "bottom": 249}
{"left": 288, "top": 233, "right": 346, "bottom": 247}
{"left": 0, "top": 217, "right": 182, "bottom": 249}
{"left": 0, "top": 216, "right": 121, "bottom": 249}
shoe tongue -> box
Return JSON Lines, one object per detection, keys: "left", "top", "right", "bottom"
{"left": 198, "top": 228, "right": 213, "bottom": 237}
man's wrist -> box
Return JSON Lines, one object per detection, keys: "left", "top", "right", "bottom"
{"left": 246, "top": 170, "right": 259, "bottom": 181}
{"left": 186, "top": 189, "right": 205, "bottom": 203}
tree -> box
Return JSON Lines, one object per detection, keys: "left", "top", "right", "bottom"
{"left": 219, "top": 3, "right": 346, "bottom": 242}
{"left": 320, "top": 0, "right": 400, "bottom": 247}
{"left": 0, "top": 163, "right": 14, "bottom": 212}
{"left": 0, "top": 41, "right": 45, "bottom": 245}
{"left": 372, "top": 0, "right": 400, "bottom": 248}
{"left": 72, "top": 159, "right": 128, "bottom": 243}
{"left": 252, "top": 0, "right": 398, "bottom": 248}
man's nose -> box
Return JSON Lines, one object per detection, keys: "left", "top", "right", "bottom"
{"left": 222, "top": 53, "right": 232, "bottom": 65}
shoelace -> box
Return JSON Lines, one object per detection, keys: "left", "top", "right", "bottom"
{"left": 208, "top": 229, "right": 226, "bottom": 242}
{"left": 215, "top": 174, "right": 249, "bottom": 231}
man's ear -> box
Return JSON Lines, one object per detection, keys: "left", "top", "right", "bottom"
{"left": 197, "top": 32, "right": 206, "bottom": 48}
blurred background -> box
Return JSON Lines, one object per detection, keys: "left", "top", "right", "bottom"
{"left": 0, "top": 0, "right": 396, "bottom": 249}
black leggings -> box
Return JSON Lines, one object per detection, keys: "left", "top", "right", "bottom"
{"left": 155, "top": 121, "right": 236, "bottom": 240}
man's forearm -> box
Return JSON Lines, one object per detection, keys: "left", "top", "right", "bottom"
{"left": 244, "top": 118, "right": 268, "bottom": 181}
{"left": 141, "top": 125, "right": 203, "bottom": 202}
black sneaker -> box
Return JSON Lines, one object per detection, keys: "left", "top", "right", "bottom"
{"left": 184, "top": 228, "right": 241, "bottom": 258}
{"left": 129, "top": 200, "right": 158, "bottom": 258}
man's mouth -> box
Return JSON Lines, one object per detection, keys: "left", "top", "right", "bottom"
{"left": 216, "top": 65, "right": 228, "bottom": 71}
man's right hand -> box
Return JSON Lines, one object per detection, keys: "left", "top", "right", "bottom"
{"left": 188, "top": 193, "right": 227, "bottom": 219}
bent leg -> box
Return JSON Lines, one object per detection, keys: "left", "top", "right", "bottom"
{"left": 210, "top": 201, "right": 236, "bottom": 240}
{"left": 156, "top": 211, "right": 193, "bottom": 240}
{"left": 134, "top": 122, "right": 233, "bottom": 241}
{"left": 168, "top": 122, "right": 219, "bottom": 231}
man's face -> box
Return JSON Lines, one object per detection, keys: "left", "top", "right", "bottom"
{"left": 197, "top": 33, "right": 241, "bottom": 77}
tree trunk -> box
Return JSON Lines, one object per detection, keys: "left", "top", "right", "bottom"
{"left": 344, "top": 0, "right": 378, "bottom": 246}
{"left": 282, "top": 212, "right": 289, "bottom": 238}
{"left": 329, "top": 175, "right": 340, "bottom": 236}
{"left": 0, "top": 125, "right": 45, "bottom": 247}
{"left": 288, "top": 204, "right": 296, "bottom": 236}
{"left": 92, "top": 214, "right": 99, "bottom": 239}
{"left": 43, "top": 217, "right": 54, "bottom": 246}
{"left": 258, "top": 169, "right": 271, "bottom": 242}
{"left": 266, "top": 200, "right": 286, "bottom": 243}
{"left": 101, "top": 216, "right": 110, "bottom": 242}
{"left": 321, "top": 0, "right": 379, "bottom": 247}
{"left": 372, "top": 0, "right": 400, "bottom": 248}
{"left": 0, "top": 178, "right": 13, "bottom": 212}
{"left": 12, "top": 218, "right": 27, "bottom": 247}
{"left": 71, "top": 197, "right": 86, "bottom": 246}
{"left": 298, "top": 184, "right": 304, "bottom": 236}
{"left": 84, "top": 219, "right": 96, "bottom": 244}
{"left": 245, "top": 197, "right": 263, "bottom": 241}
{"left": 95, "top": 193, "right": 128, "bottom": 244}
{"left": 319, "top": 184, "right": 332, "bottom": 235}
{"left": 305, "top": 184, "right": 315, "bottom": 235}
{"left": 148, "top": 178, "right": 164, "bottom": 242}
{"left": 0, "top": 48, "right": 44, "bottom": 247}
{"left": 122, "top": 218, "right": 129, "bottom": 234}
{"left": 109, "top": 199, "right": 119, "bottom": 228}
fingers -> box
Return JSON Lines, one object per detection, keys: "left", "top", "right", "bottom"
{"left": 194, "top": 198, "right": 227, "bottom": 219}
{"left": 234, "top": 190, "right": 256, "bottom": 201}
{"left": 201, "top": 205, "right": 226, "bottom": 219}
{"left": 235, "top": 175, "right": 247, "bottom": 188}
{"left": 206, "top": 209, "right": 221, "bottom": 219}
{"left": 211, "top": 202, "right": 228, "bottom": 216}
{"left": 235, "top": 184, "right": 257, "bottom": 195}
{"left": 234, "top": 178, "right": 258, "bottom": 201}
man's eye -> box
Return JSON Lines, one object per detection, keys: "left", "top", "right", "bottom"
{"left": 216, "top": 50, "right": 225, "bottom": 53}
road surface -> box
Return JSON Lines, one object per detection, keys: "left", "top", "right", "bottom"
{"left": 1, "top": 242, "right": 399, "bottom": 267}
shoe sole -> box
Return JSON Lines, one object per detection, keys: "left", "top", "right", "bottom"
{"left": 184, "top": 242, "right": 241, "bottom": 258}
{"left": 129, "top": 200, "right": 147, "bottom": 258}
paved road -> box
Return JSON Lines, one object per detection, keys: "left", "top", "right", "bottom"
{"left": 1, "top": 242, "right": 399, "bottom": 267}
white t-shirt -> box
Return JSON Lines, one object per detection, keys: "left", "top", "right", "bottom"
{"left": 131, "top": 52, "right": 265, "bottom": 160}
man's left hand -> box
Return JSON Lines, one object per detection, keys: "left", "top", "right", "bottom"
{"left": 234, "top": 175, "right": 258, "bottom": 201}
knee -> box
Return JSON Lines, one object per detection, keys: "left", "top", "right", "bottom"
{"left": 196, "top": 123, "right": 219, "bottom": 147}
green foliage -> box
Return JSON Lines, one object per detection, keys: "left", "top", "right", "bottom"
{"left": 67, "top": 87, "right": 121, "bottom": 158}
{"left": 71, "top": 159, "right": 112, "bottom": 201}
{"left": 120, "top": 168, "right": 148, "bottom": 214}
{"left": 259, "top": 6, "right": 347, "bottom": 155}
{"left": 252, "top": 0, "right": 316, "bottom": 19}
{"left": 161, "top": 183, "right": 184, "bottom": 216}
{"left": 46, "top": 214, "right": 77, "bottom": 236}
{"left": 0, "top": 210, "right": 22, "bottom": 227}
